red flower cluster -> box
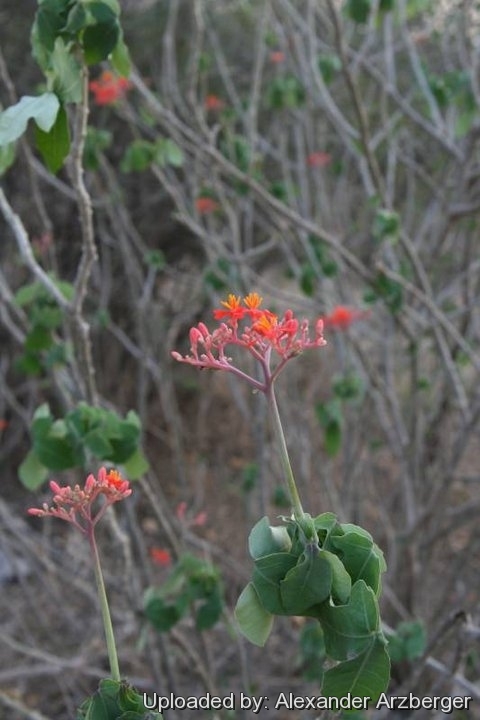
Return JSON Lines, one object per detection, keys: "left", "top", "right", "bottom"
{"left": 204, "top": 94, "right": 225, "bottom": 112}
{"left": 150, "top": 547, "right": 172, "bottom": 567}
{"left": 270, "top": 50, "right": 286, "bottom": 64}
{"left": 322, "top": 305, "right": 368, "bottom": 330}
{"left": 172, "top": 293, "right": 326, "bottom": 392}
{"left": 28, "top": 467, "right": 131, "bottom": 533}
{"left": 195, "top": 196, "right": 219, "bottom": 215}
{"left": 307, "top": 152, "right": 332, "bottom": 168}
{"left": 89, "top": 71, "right": 131, "bottom": 106}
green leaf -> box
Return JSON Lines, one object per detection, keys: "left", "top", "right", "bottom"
{"left": 121, "top": 140, "right": 156, "bottom": 172}
{"left": 320, "top": 549, "right": 352, "bottom": 604}
{"left": 82, "top": 4, "right": 120, "bottom": 65}
{"left": 280, "top": 548, "right": 332, "bottom": 614}
{"left": 49, "top": 38, "right": 82, "bottom": 104}
{"left": 31, "top": 0, "right": 75, "bottom": 70}
{"left": 110, "top": 32, "right": 131, "bottom": 77}
{"left": 267, "top": 75, "right": 305, "bottom": 110}
{"left": 322, "top": 637, "right": 390, "bottom": 703}
{"left": 317, "top": 580, "right": 380, "bottom": 660}
{"left": 248, "top": 517, "right": 292, "bottom": 559}
{"left": 300, "top": 264, "right": 316, "bottom": 297}
{"left": 0, "top": 94, "right": 60, "bottom": 146}
{"left": 0, "top": 142, "right": 16, "bottom": 175}
{"left": 195, "top": 588, "right": 223, "bottom": 630}
{"left": 82, "top": 678, "right": 121, "bottom": 720}
{"left": 19, "top": 449, "right": 48, "bottom": 490}
{"left": 83, "top": 430, "right": 114, "bottom": 458}
{"left": 373, "top": 209, "right": 400, "bottom": 244}
{"left": 333, "top": 373, "right": 364, "bottom": 401}
{"left": 235, "top": 582, "right": 274, "bottom": 647}
{"left": 315, "top": 400, "right": 343, "bottom": 457}
{"left": 318, "top": 53, "right": 342, "bottom": 84}
{"left": 330, "top": 531, "right": 385, "bottom": 595}
{"left": 122, "top": 448, "right": 149, "bottom": 479}
{"left": 345, "top": 0, "right": 372, "bottom": 24}
{"left": 35, "top": 105, "right": 70, "bottom": 173}
{"left": 387, "top": 620, "right": 426, "bottom": 662}
{"left": 156, "top": 138, "right": 184, "bottom": 168}
{"left": 144, "top": 594, "right": 182, "bottom": 632}
{"left": 252, "top": 552, "right": 298, "bottom": 614}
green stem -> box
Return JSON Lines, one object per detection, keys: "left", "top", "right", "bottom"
{"left": 268, "top": 384, "right": 305, "bottom": 521}
{"left": 88, "top": 527, "right": 121, "bottom": 682}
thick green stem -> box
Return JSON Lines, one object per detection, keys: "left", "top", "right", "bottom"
{"left": 88, "top": 528, "right": 121, "bottom": 682}
{"left": 268, "top": 384, "right": 305, "bottom": 521}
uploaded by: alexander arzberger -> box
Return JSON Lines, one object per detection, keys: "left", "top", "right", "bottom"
{"left": 143, "top": 691, "right": 474, "bottom": 714}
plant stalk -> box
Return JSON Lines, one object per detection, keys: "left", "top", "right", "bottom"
{"left": 88, "top": 528, "right": 121, "bottom": 682}
{"left": 268, "top": 384, "right": 304, "bottom": 521}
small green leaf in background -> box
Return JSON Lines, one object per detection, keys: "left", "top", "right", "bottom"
{"left": 315, "top": 399, "right": 343, "bottom": 456}
{"left": 235, "top": 582, "right": 274, "bottom": 647}
{"left": 267, "top": 75, "right": 305, "bottom": 109}
{"left": 300, "top": 263, "right": 317, "bottom": 297}
{"left": 35, "top": 105, "right": 70, "bottom": 173}
{"left": 0, "top": 93, "right": 60, "bottom": 145}
{"left": 318, "top": 53, "right": 342, "bottom": 84}
{"left": 386, "top": 620, "right": 426, "bottom": 662}
{"left": 373, "top": 209, "right": 400, "bottom": 244}
{"left": 333, "top": 372, "right": 364, "bottom": 401}
{"left": 345, "top": 0, "right": 372, "bottom": 24}
{"left": 155, "top": 138, "right": 184, "bottom": 168}
{"left": 121, "top": 140, "right": 156, "bottom": 172}
{"left": 19, "top": 449, "right": 49, "bottom": 490}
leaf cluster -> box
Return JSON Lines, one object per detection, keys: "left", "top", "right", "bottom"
{"left": 20, "top": 402, "right": 149, "bottom": 489}
{"left": 14, "top": 277, "right": 73, "bottom": 377}
{"left": 77, "top": 679, "right": 162, "bottom": 720}
{"left": 235, "top": 514, "right": 389, "bottom": 701}
{"left": 144, "top": 554, "right": 224, "bottom": 633}
{"left": 0, "top": 0, "right": 131, "bottom": 172}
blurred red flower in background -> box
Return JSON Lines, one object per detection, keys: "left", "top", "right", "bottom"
{"left": 89, "top": 71, "right": 131, "bottom": 106}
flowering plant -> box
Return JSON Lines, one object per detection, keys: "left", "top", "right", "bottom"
{"left": 173, "top": 294, "right": 390, "bottom": 701}
{"left": 29, "top": 469, "right": 162, "bottom": 720}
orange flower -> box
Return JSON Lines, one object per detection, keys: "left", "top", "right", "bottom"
{"left": 270, "top": 51, "right": 286, "bottom": 64}
{"left": 89, "top": 71, "right": 131, "bottom": 106}
{"left": 150, "top": 547, "right": 172, "bottom": 567}
{"left": 195, "top": 196, "right": 219, "bottom": 215}
{"left": 244, "top": 292, "right": 263, "bottom": 311}
{"left": 307, "top": 152, "right": 332, "bottom": 168}
{"left": 322, "top": 306, "right": 368, "bottom": 330}
{"left": 252, "top": 312, "right": 278, "bottom": 337}
{"left": 204, "top": 94, "right": 225, "bottom": 111}
{"left": 213, "top": 294, "right": 245, "bottom": 322}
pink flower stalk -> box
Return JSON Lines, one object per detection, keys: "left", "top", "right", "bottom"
{"left": 175, "top": 501, "right": 207, "bottom": 528}
{"left": 171, "top": 293, "right": 326, "bottom": 392}
{"left": 28, "top": 467, "right": 131, "bottom": 534}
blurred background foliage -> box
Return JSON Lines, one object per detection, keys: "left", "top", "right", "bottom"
{"left": 1, "top": 0, "right": 480, "bottom": 717}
